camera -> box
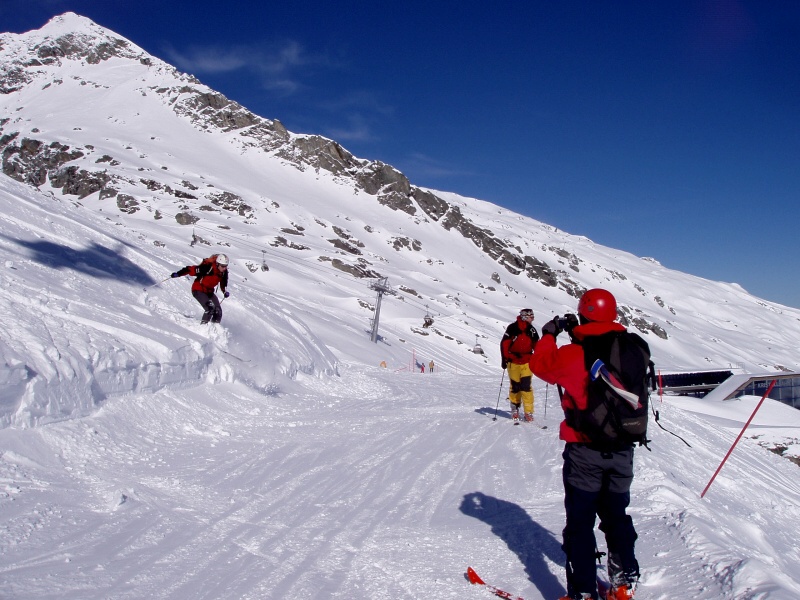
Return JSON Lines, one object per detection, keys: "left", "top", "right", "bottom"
{"left": 555, "top": 313, "right": 578, "bottom": 333}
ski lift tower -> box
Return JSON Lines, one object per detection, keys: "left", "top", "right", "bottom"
{"left": 369, "top": 277, "right": 396, "bottom": 343}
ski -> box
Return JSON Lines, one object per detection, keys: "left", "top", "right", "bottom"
{"left": 597, "top": 578, "right": 609, "bottom": 598}
{"left": 213, "top": 344, "right": 251, "bottom": 362}
{"left": 218, "top": 348, "right": 251, "bottom": 362}
{"left": 513, "top": 418, "right": 547, "bottom": 429}
{"left": 518, "top": 415, "right": 547, "bottom": 429}
{"left": 467, "top": 567, "right": 525, "bottom": 600}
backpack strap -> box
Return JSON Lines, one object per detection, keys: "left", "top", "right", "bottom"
{"left": 590, "top": 359, "right": 641, "bottom": 408}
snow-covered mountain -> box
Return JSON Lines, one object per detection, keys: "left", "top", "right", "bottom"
{"left": 2, "top": 13, "right": 799, "bottom": 394}
{"left": 1, "top": 14, "right": 800, "bottom": 599}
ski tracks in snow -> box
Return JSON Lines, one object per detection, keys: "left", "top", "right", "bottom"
{"left": 3, "top": 370, "right": 800, "bottom": 598}
{"left": 0, "top": 368, "right": 567, "bottom": 599}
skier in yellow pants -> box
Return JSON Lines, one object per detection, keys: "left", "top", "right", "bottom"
{"left": 500, "top": 308, "right": 540, "bottom": 422}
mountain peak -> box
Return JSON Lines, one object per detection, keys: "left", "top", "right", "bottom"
{"left": 41, "top": 12, "right": 102, "bottom": 34}
{"left": 1, "top": 11, "right": 149, "bottom": 81}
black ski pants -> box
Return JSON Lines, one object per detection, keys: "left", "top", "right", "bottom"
{"left": 192, "top": 290, "right": 222, "bottom": 324}
{"left": 561, "top": 443, "right": 639, "bottom": 599}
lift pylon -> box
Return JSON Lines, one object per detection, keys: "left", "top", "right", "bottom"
{"left": 369, "top": 277, "right": 396, "bottom": 343}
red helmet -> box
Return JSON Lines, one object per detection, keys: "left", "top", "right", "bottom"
{"left": 578, "top": 288, "right": 617, "bottom": 322}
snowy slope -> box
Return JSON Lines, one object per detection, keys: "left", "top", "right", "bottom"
{"left": 2, "top": 348, "right": 800, "bottom": 599}
{"left": 1, "top": 12, "right": 799, "bottom": 401}
{"left": 1, "top": 13, "right": 800, "bottom": 600}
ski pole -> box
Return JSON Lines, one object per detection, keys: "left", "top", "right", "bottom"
{"left": 492, "top": 367, "right": 506, "bottom": 421}
{"left": 544, "top": 384, "right": 548, "bottom": 420}
{"left": 143, "top": 275, "right": 173, "bottom": 290}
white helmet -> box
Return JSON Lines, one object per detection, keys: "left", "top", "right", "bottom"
{"left": 216, "top": 253, "right": 229, "bottom": 266}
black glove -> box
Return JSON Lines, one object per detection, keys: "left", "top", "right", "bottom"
{"left": 223, "top": 291, "right": 230, "bottom": 298}
{"left": 501, "top": 358, "right": 508, "bottom": 369}
{"left": 542, "top": 318, "right": 562, "bottom": 338}
{"left": 171, "top": 272, "right": 180, "bottom": 278}
{"left": 564, "top": 313, "right": 579, "bottom": 331}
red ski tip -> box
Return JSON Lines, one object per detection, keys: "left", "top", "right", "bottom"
{"left": 466, "top": 567, "right": 526, "bottom": 599}
{"left": 467, "top": 566, "right": 485, "bottom": 585}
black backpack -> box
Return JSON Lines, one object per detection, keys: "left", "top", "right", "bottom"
{"left": 564, "top": 330, "right": 656, "bottom": 447}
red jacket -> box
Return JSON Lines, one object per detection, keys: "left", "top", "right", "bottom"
{"left": 501, "top": 317, "right": 540, "bottom": 365}
{"left": 530, "top": 320, "right": 626, "bottom": 442}
{"left": 176, "top": 261, "right": 228, "bottom": 295}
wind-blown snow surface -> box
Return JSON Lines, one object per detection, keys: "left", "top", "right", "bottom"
{"left": 1, "top": 178, "right": 800, "bottom": 599}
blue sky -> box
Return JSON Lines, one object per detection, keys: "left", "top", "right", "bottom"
{"left": 3, "top": 1, "right": 799, "bottom": 308}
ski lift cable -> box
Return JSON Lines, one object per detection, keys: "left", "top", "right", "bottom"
{"left": 381, "top": 291, "right": 499, "bottom": 342}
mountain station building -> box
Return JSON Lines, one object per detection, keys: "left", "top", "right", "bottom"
{"left": 659, "top": 370, "right": 800, "bottom": 410}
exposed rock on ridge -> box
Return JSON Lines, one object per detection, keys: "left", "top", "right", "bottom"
{"left": 0, "top": 12, "right": 672, "bottom": 338}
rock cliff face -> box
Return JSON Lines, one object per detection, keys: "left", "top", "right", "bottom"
{"left": 0, "top": 12, "right": 671, "bottom": 338}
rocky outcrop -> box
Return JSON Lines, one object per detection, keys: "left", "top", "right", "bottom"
{"left": 169, "top": 87, "right": 261, "bottom": 132}
{"left": 618, "top": 306, "right": 669, "bottom": 339}
{"left": 391, "top": 237, "right": 422, "bottom": 252}
{"left": 1, "top": 135, "right": 84, "bottom": 186}
{"left": 1, "top": 14, "right": 147, "bottom": 92}
{"left": 116, "top": 194, "right": 139, "bottom": 214}
{"left": 283, "top": 135, "right": 356, "bottom": 175}
{"left": 207, "top": 191, "right": 254, "bottom": 218}
{"left": 49, "top": 165, "right": 110, "bottom": 198}
{"left": 320, "top": 257, "right": 381, "bottom": 279}
{"left": 0, "top": 13, "right": 672, "bottom": 332}
{"left": 412, "top": 188, "right": 449, "bottom": 221}
{"left": 35, "top": 33, "right": 131, "bottom": 65}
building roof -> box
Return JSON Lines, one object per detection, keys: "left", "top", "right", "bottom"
{"left": 702, "top": 372, "right": 799, "bottom": 402}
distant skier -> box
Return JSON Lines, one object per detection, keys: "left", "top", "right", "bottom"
{"left": 172, "top": 253, "right": 230, "bottom": 324}
{"left": 429, "top": 360, "right": 435, "bottom": 373}
{"left": 500, "top": 308, "right": 540, "bottom": 422}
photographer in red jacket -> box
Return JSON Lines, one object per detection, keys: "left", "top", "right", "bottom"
{"left": 530, "top": 289, "right": 640, "bottom": 600}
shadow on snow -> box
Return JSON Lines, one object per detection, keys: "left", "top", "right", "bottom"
{"left": 460, "top": 491, "right": 566, "bottom": 599}
{"left": 10, "top": 237, "right": 156, "bottom": 285}
{"left": 475, "top": 406, "right": 515, "bottom": 420}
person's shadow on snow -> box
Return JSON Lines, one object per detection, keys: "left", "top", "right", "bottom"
{"left": 460, "top": 491, "right": 566, "bottom": 599}
{"left": 9, "top": 237, "right": 155, "bottom": 285}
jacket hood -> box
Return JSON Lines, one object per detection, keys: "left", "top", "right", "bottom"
{"left": 571, "top": 320, "right": 625, "bottom": 341}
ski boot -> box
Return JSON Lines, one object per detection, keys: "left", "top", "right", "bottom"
{"left": 606, "top": 583, "right": 635, "bottom": 599}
